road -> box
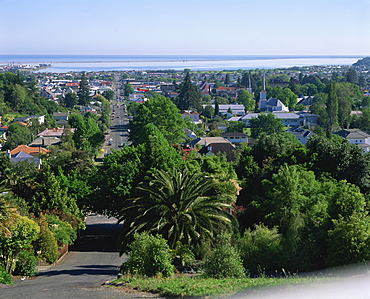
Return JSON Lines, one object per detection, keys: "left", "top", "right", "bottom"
{"left": 0, "top": 215, "right": 138, "bottom": 299}
{"left": 101, "top": 103, "right": 130, "bottom": 157}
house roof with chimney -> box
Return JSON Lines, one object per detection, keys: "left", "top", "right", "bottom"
{"left": 10, "top": 145, "right": 49, "bottom": 156}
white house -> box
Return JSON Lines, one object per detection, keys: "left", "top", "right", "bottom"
{"left": 181, "top": 110, "right": 201, "bottom": 124}
{"left": 221, "top": 132, "right": 248, "bottom": 144}
{"left": 334, "top": 129, "right": 370, "bottom": 152}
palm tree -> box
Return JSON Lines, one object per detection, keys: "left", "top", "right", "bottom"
{"left": 117, "top": 168, "right": 237, "bottom": 254}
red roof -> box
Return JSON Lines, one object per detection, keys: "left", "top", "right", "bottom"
{"left": 66, "top": 83, "right": 79, "bottom": 87}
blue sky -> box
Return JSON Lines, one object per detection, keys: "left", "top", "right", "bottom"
{"left": 0, "top": 0, "right": 369, "bottom": 55}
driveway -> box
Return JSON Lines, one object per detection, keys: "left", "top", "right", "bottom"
{"left": 0, "top": 215, "right": 161, "bottom": 298}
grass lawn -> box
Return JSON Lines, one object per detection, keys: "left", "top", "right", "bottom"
{"left": 108, "top": 275, "right": 325, "bottom": 298}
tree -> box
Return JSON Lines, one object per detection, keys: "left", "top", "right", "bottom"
{"left": 307, "top": 134, "right": 370, "bottom": 194}
{"left": 118, "top": 169, "right": 237, "bottom": 253}
{"left": 124, "top": 82, "right": 134, "bottom": 97}
{"left": 202, "top": 104, "right": 214, "bottom": 118}
{"left": 175, "top": 72, "right": 201, "bottom": 111}
{"left": 77, "top": 72, "right": 90, "bottom": 105}
{"left": 237, "top": 90, "right": 254, "bottom": 112}
{"left": 327, "top": 213, "right": 370, "bottom": 267}
{"left": 326, "top": 82, "right": 339, "bottom": 134}
{"left": 28, "top": 167, "right": 82, "bottom": 222}
{"left": 226, "top": 121, "right": 246, "bottom": 133}
{"left": 89, "top": 145, "right": 143, "bottom": 215}
{"left": 33, "top": 213, "right": 58, "bottom": 263}
{"left": 214, "top": 101, "right": 220, "bottom": 116}
{"left": 249, "top": 113, "right": 284, "bottom": 138}
{"left": 102, "top": 90, "right": 114, "bottom": 101}
{"left": 346, "top": 68, "right": 358, "bottom": 84}
{"left": 64, "top": 93, "right": 78, "bottom": 108}
{"left": 129, "top": 94, "right": 186, "bottom": 145}
{"left": 224, "top": 73, "right": 231, "bottom": 86}
{"left": 3, "top": 123, "right": 31, "bottom": 150}
{"left": 282, "top": 87, "right": 297, "bottom": 110}
{"left": 0, "top": 214, "right": 39, "bottom": 274}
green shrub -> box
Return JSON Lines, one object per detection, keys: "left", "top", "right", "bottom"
{"left": 0, "top": 265, "right": 12, "bottom": 285}
{"left": 203, "top": 234, "right": 246, "bottom": 279}
{"left": 33, "top": 214, "right": 58, "bottom": 263}
{"left": 45, "top": 214, "right": 76, "bottom": 246}
{"left": 239, "top": 224, "right": 282, "bottom": 274}
{"left": 14, "top": 250, "right": 37, "bottom": 277}
{"left": 121, "top": 232, "right": 175, "bottom": 277}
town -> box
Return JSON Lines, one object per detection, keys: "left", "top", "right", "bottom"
{"left": 1, "top": 56, "right": 370, "bottom": 296}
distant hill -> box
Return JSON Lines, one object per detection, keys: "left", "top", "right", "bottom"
{"left": 353, "top": 57, "right": 370, "bottom": 68}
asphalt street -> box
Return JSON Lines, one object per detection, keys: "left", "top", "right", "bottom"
{"left": 0, "top": 215, "right": 148, "bottom": 299}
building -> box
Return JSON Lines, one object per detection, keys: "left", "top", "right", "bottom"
{"left": 13, "top": 115, "right": 45, "bottom": 125}
{"left": 334, "top": 129, "right": 370, "bottom": 152}
{"left": 286, "top": 127, "right": 314, "bottom": 145}
{"left": 181, "top": 110, "right": 201, "bottom": 124}
{"left": 190, "top": 137, "right": 237, "bottom": 162}
{"left": 221, "top": 132, "right": 248, "bottom": 144}
{"left": 203, "top": 104, "right": 245, "bottom": 117}
{"left": 240, "top": 112, "right": 306, "bottom": 127}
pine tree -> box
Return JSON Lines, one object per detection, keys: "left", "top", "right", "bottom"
{"left": 175, "top": 73, "right": 201, "bottom": 111}
{"left": 214, "top": 101, "right": 220, "bottom": 116}
{"left": 224, "top": 73, "right": 230, "bottom": 86}
{"left": 77, "top": 72, "right": 90, "bottom": 105}
{"left": 326, "top": 82, "right": 339, "bottom": 135}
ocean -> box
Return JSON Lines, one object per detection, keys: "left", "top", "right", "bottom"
{"left": 0, "top": 55, "right": 364, "bottom": 73}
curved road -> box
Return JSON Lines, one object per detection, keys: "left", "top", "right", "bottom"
{"left": 0, "top": 215, "right": 147, "bottom": 299}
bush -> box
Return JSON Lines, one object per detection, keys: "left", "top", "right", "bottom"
{"left": 203, "top": 234, "right": 246, "bottom": 279}
{"left": 239, "top": 224, "right": 282, "bottom": 274}
{"left": 0, "top": 265, "right": 12, "bottom": 285}
{"left": 13, "top": 250, "right": 37, "bottom": 277}
{"left": 45, "top": 214, "right": 76, "bottom": 246}
{"left": 33, "top": 214, "right": 58, "bottom": 263}
{"left": 121, "top": 232, "right": 175, "bottom": 277}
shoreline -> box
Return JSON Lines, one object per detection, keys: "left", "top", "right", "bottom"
{"left": 0, "top": 55, "right": 364, "bottom": 65}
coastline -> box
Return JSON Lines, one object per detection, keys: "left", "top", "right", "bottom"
{"left": 1, "top": 55, "right": 364, "bottom": 73}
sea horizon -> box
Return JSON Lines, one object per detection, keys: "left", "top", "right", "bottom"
{"left": 0, "top": 54, "right": 366, "bottom": 73}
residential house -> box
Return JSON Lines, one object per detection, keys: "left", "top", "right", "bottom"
{"left": 9, "top": 144, "right": 50, "bottom": 156}
{"left": 8, "top": 151, "right": 42, "bottom": 169}
{"left": 199, "top": 81, "right": 211, "bottom": 96}
{"left": 221, "top": 132, "right": 248, "bottom": 144}
{"left": 0, "top": 126, "right": 8, "bottom": 140}
{"left": 53, "top": 112, "right": 69, "bottom": 126}
{"left": 40, "top": 88, "right": 57, "bottom": 100}
{"left": 190, "top": 137, "right": 236, "bottom": 162}
{"left": 334, "top": 129, "right": 370, "bottom": 152}
{"left": 160, "top": 84, "right": 176, "bottom": 97}
{"left": 29, "top": 127, "right": 75, "bottom": 148}
{"left": 13, "top": 115, "right": 45, "bottom": 125}
{"left": 286, "top": 127, "right": 314, "bottom": 145}
{"left": 184, "top": 128, "right": 197, "bottom": 140}
{"left": 181, "top": 110, "right": 201, "bottom": 124}
{"left": 296, "top": 96, "right": 315, "bottom": 107}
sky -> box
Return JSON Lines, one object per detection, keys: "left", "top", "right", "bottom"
{"left": 0, "top": 0, "right": 369, "bottom": 56}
